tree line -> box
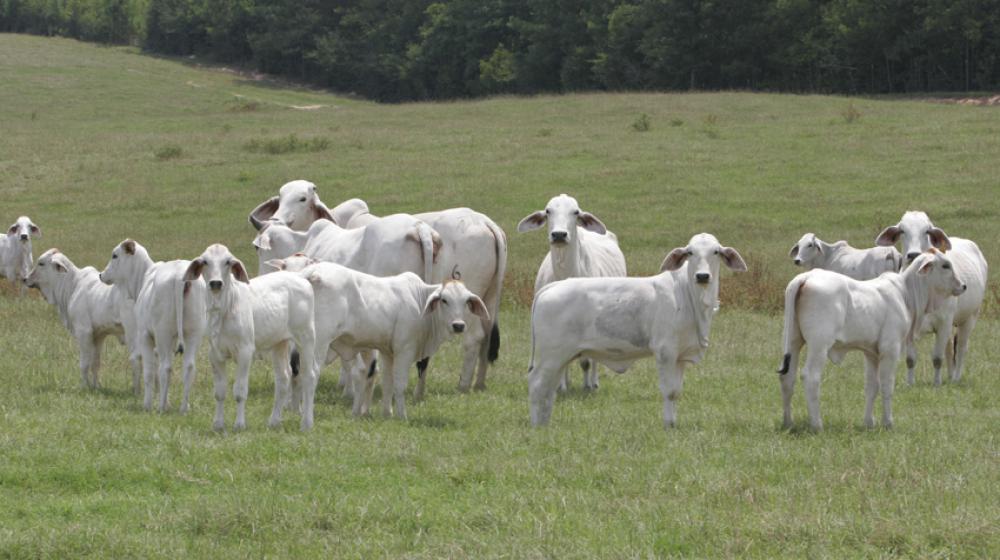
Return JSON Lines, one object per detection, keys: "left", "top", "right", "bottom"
{"left": 3, "top": 0, "right": 998, "bottom": 101}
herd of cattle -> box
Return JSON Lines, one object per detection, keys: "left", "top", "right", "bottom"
{"left": 1, "top": 181, "right": 988, "bottom": 432}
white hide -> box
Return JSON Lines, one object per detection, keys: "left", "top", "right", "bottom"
{"left": 789, "top": 232, "right": 901, "bottom": 279}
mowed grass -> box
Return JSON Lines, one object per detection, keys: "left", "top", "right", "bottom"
{"left": 1, "top": 34, "right": 998, "bottom": 557}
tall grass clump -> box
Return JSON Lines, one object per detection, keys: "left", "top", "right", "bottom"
{"left": 243, "top": 134, "right": 330, "bottom": 155}
{"left": 631, "top": 113, "right": 651, "bottom": 132}
{"left": 154, "top": 145, "right": 183, "bottom": 160}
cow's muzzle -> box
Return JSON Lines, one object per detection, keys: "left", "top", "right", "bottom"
{"left": 549, "top": 231, "right": 568, "bottom": 244}
{"left": 209, "top": 280, "right": 223, "bottom": 291}
{"left": 19, "top": 234, "right": 28, "bottom": 241}
{"left": 695, "top": 273, "right": 711, "bottom": 284}
{"left": 451, "top": 322, "right": 466, "bottom": 334}
{"left": 906, "top": 252, "right": 920, "bottom": 262}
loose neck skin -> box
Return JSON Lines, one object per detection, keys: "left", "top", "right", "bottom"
{"left": 18, "top": 240, "right": 32, "bottom": 279}
{"left": 676, "top": 269, "right": 719, "bottom": 351}
{"left": 49, "top": 264, "right": 82, "bottom": 328}
{"left": 900, "top": 266, "right": 930, "bottom": 345}
{"left": 549, "top": 231, "right": 584, "bottom": 280}
{"left": 206, "top": 281, "right": 253, "bottom": 341}
{"left": 125, "top": 251, "right": 155, "bottom": 301}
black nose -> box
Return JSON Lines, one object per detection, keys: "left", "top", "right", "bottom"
{"left": 961, "top": 284, "right": 967, "bottom": 292}
{"left": 695, "top": 273, "right": 710, "bottom": 284}
{"left": 550, "top": 231, "right": 568, "bottom": 243}
{"left": 20, "top": 234, "right": 28, "bottom": 241}
{"left": 906, "top": 252, "right": 920, "bottom": 262}
{"left": 793, "top": 259, "right": 801, "bottom": 265}
{"left": 452, "top": 323, "right": 465, "bottom": 333}
{"left": 209, "top": 280, "right": 223, "bottom": 291}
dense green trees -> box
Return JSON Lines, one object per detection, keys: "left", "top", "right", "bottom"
{"left": 2, "top": 0, "right": 998, "bottom": 101}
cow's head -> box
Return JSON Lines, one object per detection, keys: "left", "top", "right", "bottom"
{"left": 25, "top": 248, "right": 71, "bottom": 303}
{"left": 184, "top": 244, "right": 249, "bottom": 305}
{"left": 423, "top": 280, "right": 490, "bottom": 335}
{"left": 517, "top": 194, "right": 607, "bottom": 246}
{"left": 789, "top": 233, "right": 823, "bottom": 268}
{"left": 660, "top": 233, "right": 747, "bottom": 300}
{"left": 7, "top": 216, "right": 40, "bottom": 244}
{"left": 99, "top": 239, "right": 146, "bottom": 286}
{"left": 264, "top": 253, "right": 317, "bottom": 273}
{"left": 248, "top": 180, "right": 334, "bottom": 231}
{"left": 909, "top": 249, "right": 967, "bottom": 314}
{"left": 876, "top": 211, "right": 951, "bottom": 265}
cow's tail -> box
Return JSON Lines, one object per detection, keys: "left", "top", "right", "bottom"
{"left": 483, "top": 220, "right": 508, "bottom": 363}
{"left": 778, "top": 275, "right": 806, "bottom": 374}
{"left": 415, "top": 222, "right": 439, "bottom": 283}
{"left": 175, "top": 277, "right": 187, "bottom": 354}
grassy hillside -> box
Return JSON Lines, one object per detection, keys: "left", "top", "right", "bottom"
{"left": 1, "top": 34, "right": 998, "bottom": 558}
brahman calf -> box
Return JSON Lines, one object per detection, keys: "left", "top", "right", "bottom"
{"left": 876, "top": 211, "right": 988, "bottom": 385}
{"left": 790, "top": 233, "right": 901, "bottom": 279}
{"left": 518, "top": 194, "right": 627, "bottom": 391}
{"left": 778, "top": 249, "right": 966, "bottom": 430}
{"left": 1, "top": 216, "right": 41, "bottom": 295}
{"left": 100, "top": 239, "right": 207, "bottom": 413}
{"left": 184, "top": 244, "right": 317, "bottom": 431}
{"left": 274, "top": 257, "right": 489, "bottom": 420}
{"left": 528, "top": 234, "right": 746, "bottom": 429}
{"left": 26, "top": 249, "right": 126, "bottom": 389}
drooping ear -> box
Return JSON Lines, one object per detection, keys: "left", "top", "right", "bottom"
{"left": 122, "top": 240, "right": 136, "bottom": 255}
{"left": 918, "top": 258, "right": 934, "bottom": 275}
{"left": 6, "top": 225, "right": 15, "bottom": 236}
{"left": 928, "top": 227, "right": 952, "bottom": 252}
{"left": 517, "top": 211, "right": 547, "bottom": 233}
{"left": 875, "top": 225, "right": 902, "bottom": 247}
{"left": 422, "top": 287, "right": 443, "bottom": 315}
{"left": 660, "top": 247, "right": 690, "bottom": 272}
{"left": 230, "top": 259, "right": 250, "bottom": 284}
{"left": 813, "top": 237, "right": 824, "bottom": 255}
{"left": 252, "top": 230, "right": 272, "bottom": 251}
{"left": 311, "top": 202, "right": 335, "bottom": 224}
{"left": 720, "top": 246, "right": 748, "bottom": 272}
{"left": 249, "top": 196, "right": 280, "bottom": 231}
{"left": 183, "top": 258, "right": 205, "bottom": 282}
{"left": 788, "top": 244, "right": 799, "bottom": 258}
{"left": 29, "top": 224, "right": 41, "bottom": 238}
{"left": 577, "top": 212, "right": 607, "bottom": 234}
{"left": 264, "top": 259, "right": 285, "bottom": 271}
{"left": 466, "top": 295, "right": 491, "bottom": 322}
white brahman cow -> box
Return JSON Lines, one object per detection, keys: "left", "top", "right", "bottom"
{"left": 99, "top": 239, "right": 207, "bottom": 413}
{"left": 248, "top": 179, "right": 336, "bottom": 231}
{"left": 778, "top": 249, "right": 966, "bottom": 430}
{"left": 272, "top": 256, "right": 489, "bottom": 420}
{"left": 789, "top": 233, "right": 901, "bottom": 279}
{"left": 184, "top": 244, "right": 317, "bottom": 431}
{"left": 26, "top": 249, "right": 127, "bottom": 389}
{"left": 528, "top": 233, "right": 746, "bottom": 429}
{"left": 518, "top": 194, "right": 626, "bottom": 391}
{"left": 875, "top": 211, "right": 988, "bottom": 384}
{"left": 1, "top": 216, "right": 41, "bottom": 295}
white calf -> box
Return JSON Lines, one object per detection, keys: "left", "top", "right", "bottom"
{"left": 519, "top": 194, "right": 626, "bottom": 391}
{"left": 1, "top": 216, "right": 41, "bottom": 295}
{"left": 790, "top": 233, "right": 901, "bottom": 279}
{"left": 778, "top": 249, "right": 966, "bottom": 430}
{"left": 528, "top": 234, "right": 746, "bottom": 429}
{"left": 99, "top": 239, "right": 207, "bottom": 412}
{"left": 184, "top": 244, "right": 317, "bottom": 431}
{"left": 26, "top": 249, "right": 126, "bottom": 389}
{"left": 876, "top": 211, "right": 988, "bottom": 384}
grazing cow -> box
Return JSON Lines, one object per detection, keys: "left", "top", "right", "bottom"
{"left": 875, "top": 211, "right": 988, "bottom": 384}
{"left": 1, "top": 216, "right": 41, "bottom": 295}
{"left": 184, "top": 244, "right": 317, "bottom": 431}
{"left": 778, "top": 250, "right": 967, "bottom": 430}
{"left": 273, "top": 257, "right": 489, "bottom": 419}
{"left": 518, "top": 194, "right": 626, "bottom": 391}
{"left": 528, "top": 234, "right": 746, "bottom": 429}
{"left": 248, "top": 180, "right": 335, "bottom": 231}
{"left": 99, "top": 239, "right": 207, "bottom": 412}
{"left": 25, "top": 249, "right": 126, "bottom": 389}
{"left": 789, "top": 233, "right": 902, "bottom": 279}
{"left": 328, "top": 199, "right": 508, "bottom": 396}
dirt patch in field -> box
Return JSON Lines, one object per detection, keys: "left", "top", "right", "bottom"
{"left": 926, "top": 95, "right": 1000, "bottom": 106}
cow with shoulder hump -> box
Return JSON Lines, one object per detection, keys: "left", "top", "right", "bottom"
{"left": 875, "top": 211, "right": 988, "bottom": 385}
{"left": 248, "top": 180, "right": 335, "bottom": 231}
{"left": 518, "top": 194, "right": 627, "bottom": 391}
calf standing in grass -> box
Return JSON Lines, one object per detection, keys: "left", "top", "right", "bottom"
{"left": 789, "top": 232, "right": 901, "bottom": 279}
{"left": 272, "top": 256, "right": 489, "bottom": 420}
{"left": 527, "top": 233, "right": 746, "bottom": 429}
{"left": 1, "top": 216, "right": 41, "bottom": 295}
{"left": 518, "top": 194, "right": 627, "bottom": 391}
{"left": 99, "top": 239, "right": 207, "bottom": 413}
{"left": 778, "top": 249, "right": 966, "bottom": 430}
{"left": 875, "top": 211, "right": 988, "bottom": 385}
{"left": 25, "top": 249, "right": 126, "bottom": 389}
{"left": 184, "top": 244, "right": 317, "bottom": 431}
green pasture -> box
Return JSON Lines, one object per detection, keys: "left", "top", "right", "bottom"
{"left": 0, "top": 34, "right": 998, "bottom": 558}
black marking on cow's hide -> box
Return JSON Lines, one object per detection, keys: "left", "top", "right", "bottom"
{"left": 368, "top": 358, "right": 378, "bottom": 378}
{"left": 416, "top": 357, "right": 429, "bottom": 380}
{"left": 906, "top": 357, "right": 915, "bottom": 369}
{"left": 778, "top": 353, "right": 791, "bottom": 375}
{"left": 290, "top": 350, "right": 300, "bottom": 377}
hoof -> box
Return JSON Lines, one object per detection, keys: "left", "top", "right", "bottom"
{"left": 212, "top": 421, "right": 225, "bottom": 432}
{"left": 473, "top": 383, "right": 487, "bottom": 392}
{"left": 456, "top": 384, "right": 471, "bottom": 394}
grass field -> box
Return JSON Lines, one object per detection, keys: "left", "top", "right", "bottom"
{"left": 1, "top": 34, "right": 998, "bottom": 557}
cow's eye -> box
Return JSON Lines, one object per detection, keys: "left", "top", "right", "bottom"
{"left": 807, "top": 243, "right": 812, "bottom": 248}
{"left": 942, "top": 263, "right": 951, "bottom": 270}
{"left": 714, "top": 250, "right": 719, "bottom": 255}
{"left": 299, "top": 197, "right": 307, "bottom": 202}
{"left": 545, "top": 209, "right": 550, "bottom": 215}
{"left": 441, "top": 299, "right": 449, "bottom": 306}
{"left": 112, "top": 254, "right": 118, "bottom": 259}
{"left": 574, "top": 210, "right": 580, "bottom": 215}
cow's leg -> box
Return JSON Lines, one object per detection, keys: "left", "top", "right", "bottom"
{"left": 557, "top": 365, "right": 571, "bottom": 393}
{"left": 905, "top": 340, "right": 918, "bottom": 386}
{"left": 415, "top": 357, "right": 429, "bottom": 401}
{"left": 878, "top": 352, "right": 898, "bottom": 428}
{"left": 139, "top": 334, "right": 157, "bottom": 411}
{"left": 233, "top": 349, "right": 253, "bottom": 431}
{"left": 951, "top": 316, "right": 977, "bottom": 382}
{"left": 90, "top": 334, "right": 105, "bottom": 389}
{"left": 345, "top": 352, "right": 373, "bottom": 417}
{"left": 76, "top": 332, "right": 96, "bottom": 389}
{"left": 391, "top": 352, "right": 414, "bottom": 420}
{"left": 656, "top": 355, "right": 684, "bottom": 429}
{"left": 930, "top": 317, "right": 951, "bottom": 386}
{"left": 179, "top": 331, "right": 201, "bottom": 414}
{"left": 210, "top": 354, "right": 228, "bottom": 431}
{"left": 294, "top": 327, "right": 317, "bottom": 431}
{"left": 156, "top": 349, "right": 172, "bottom": 413}
{"left": 528, "top": 357, "right": 566, "bottom": 427}
{"left": 863, "top": 354, "right": 879, "bottom": 429}
{"left": 380, "top": 355, "right": 395, "bottom": 418}
{"left": 581, "top": 358, "right": 599, "bottom": 390}
{"left": 802, "top": 344, "right": 828, "bottom": 431}
{"left": 268, "top": 341, "right": 291, "bottom": 428}
{"left": 457, "top": 322, "right": 484, "bottom": 393}
{"left": 473, "top": 320, "right": 494, "bottom": 392}
{"left": 780, "top": 341, "right": 802, "bottom": 429}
